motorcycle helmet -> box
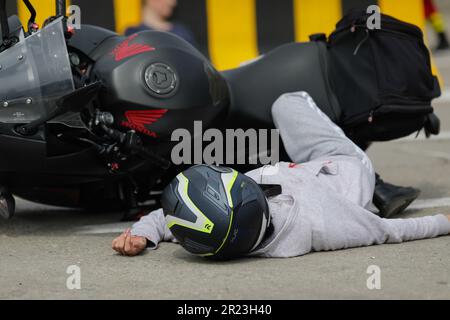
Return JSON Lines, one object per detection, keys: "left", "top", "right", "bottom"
{"left": 161, "top": 165, "right": 271, "bottom": 260}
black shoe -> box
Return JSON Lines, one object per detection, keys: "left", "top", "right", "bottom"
{"left": 436, "top": 32, "right": 450, "bottom": 51}
{"left": 0, "top": 188, "right": 15, "bottom": 220}
{"left": 373, "top": 181, "right": 420, "bottom": 218}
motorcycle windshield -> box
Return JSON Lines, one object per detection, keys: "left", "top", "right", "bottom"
{"left": 0, "top": 17, "right": 74, "bottom": 123}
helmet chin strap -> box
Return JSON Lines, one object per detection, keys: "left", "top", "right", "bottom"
{"left": 258, "top": 184, "right": 282, "bottom": 198}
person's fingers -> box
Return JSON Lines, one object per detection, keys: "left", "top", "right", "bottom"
{"left": 112, "top": 238, "right": 118, "bottom": 250}
{"left": 112, "top": 231, "right": 125, "bottom": 248}
{"left": 112, "top": 235, "right": 121, "bottom": 251}
{"left": 113, "top": 229, "right": 145, "bottom": 256}
{"left": 114, "top": 229, "right": 129, "bottom": 255}
{"left": 124, "top": 229, "right": 132, "bottom": 255}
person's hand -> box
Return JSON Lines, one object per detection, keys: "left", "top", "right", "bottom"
{"left": 447, "top": 215, "right": 450, "bottom": 222}
{"left": 112, "top": 228, "right": 147, "bottom": 257}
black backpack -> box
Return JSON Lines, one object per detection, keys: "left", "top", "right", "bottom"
{"left": 323, "top": 9, "right": 441, "bottom": 143}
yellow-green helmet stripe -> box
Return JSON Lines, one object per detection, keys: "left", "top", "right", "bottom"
{"left": 213, "top": 169, "right": 239, "bottom": 255}
{"left": 166, "top": 173, "right": 214, "bottom": 234}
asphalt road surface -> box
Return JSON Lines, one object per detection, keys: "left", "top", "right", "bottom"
{"left": 1, "top": 15, "right": 450, "bottom": 300}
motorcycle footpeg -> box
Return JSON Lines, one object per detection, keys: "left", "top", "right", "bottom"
{"left": 0, "top": 188, "right": 15, "bottom": 220}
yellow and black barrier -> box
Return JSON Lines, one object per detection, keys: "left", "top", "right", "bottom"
{"left": 6, "top": 0, "right": 429, "bottom": 71}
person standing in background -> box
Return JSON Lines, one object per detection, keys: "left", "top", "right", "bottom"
{"left": 424, "top": 0, "right": 449, "bottom": 51}
{"left": 125, "top": 0, "right": 197, "bottom": 47}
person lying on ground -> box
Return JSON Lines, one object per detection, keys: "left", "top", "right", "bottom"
{"left": 112, "top": 92, "right": 450, "bottom": 259}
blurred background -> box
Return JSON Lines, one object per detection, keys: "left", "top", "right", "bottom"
{"left": 4, "top": 0, "right": 449, "bottom": 71}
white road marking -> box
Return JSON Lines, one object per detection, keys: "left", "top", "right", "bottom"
{"left": 399, "top": 145, "right": 450, "bottom": 161}
{"left": 408, "top": 197, "right": 450, "bottom": 211}
{"left": 439, "top": 90, "right": 450, "bottom": 102}
{"left": 74, "top": 197, "right": 450, "bottom": 235}
{"left": 75, "top": 222, "right": 133, "bottom": 235}
{"left": 399, "top": 130, "right": 450, "bottom": 142}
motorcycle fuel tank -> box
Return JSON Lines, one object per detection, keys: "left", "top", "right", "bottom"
{"left": 91, "top": 31, "right": 229, "bottom": 141}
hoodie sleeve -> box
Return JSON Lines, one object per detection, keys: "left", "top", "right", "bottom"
{"left": 130, "top": 208, "right": 177, "bottom": 249}
{"left": 382, "top": 214, "right": 450, "bottom": 243}
{"left": 308, "top": 192, "right": 450, "bottom": 252}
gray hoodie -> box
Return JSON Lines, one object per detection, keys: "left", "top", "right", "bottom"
{"left": 131, "top": 92, "right": 450, "bottom": 258}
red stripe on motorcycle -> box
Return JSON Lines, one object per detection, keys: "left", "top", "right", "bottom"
{"left": 112, "top": 34, "right": 156, "bottom": 62}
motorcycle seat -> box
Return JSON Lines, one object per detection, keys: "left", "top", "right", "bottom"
{"left": 222, "top": 41, "right": 341, "bottom": 129}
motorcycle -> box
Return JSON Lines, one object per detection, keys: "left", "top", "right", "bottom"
{"left": 0, "top": 0, "right": 440, "bottom": 220}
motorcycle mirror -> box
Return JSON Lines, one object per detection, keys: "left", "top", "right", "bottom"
{"left": 17, "top": 82, "right": 102, "bottom": 136}
{"left": 22, "top": 0, "right": 37, "bottom": 34}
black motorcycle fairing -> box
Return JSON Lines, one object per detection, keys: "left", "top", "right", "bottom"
{"left": 223, "top": 41, "right": 341, "bottom": 130}
{"left": 7, "top": 15, "right": 22, "bottom": 37}
{"left": 67, "top": 24, "right": 117, "bottom": 61}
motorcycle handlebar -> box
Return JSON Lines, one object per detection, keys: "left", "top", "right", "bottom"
{"left": 136, "top": 145, "right": 171, "bottom": 170}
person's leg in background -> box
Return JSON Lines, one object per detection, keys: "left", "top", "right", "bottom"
{"left": 424, "top": 0, "right": 449, "bottom": 51}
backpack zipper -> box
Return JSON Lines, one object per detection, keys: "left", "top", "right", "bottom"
{"left": 344, "top": 104, "right": 432, "bottom": 128}
{"left": 353, "top": 28, "right": 370, "bottom": 55}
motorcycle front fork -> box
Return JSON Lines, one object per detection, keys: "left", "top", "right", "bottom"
{"left": 119, "top": 181, "right": 161, "bottom": 222}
